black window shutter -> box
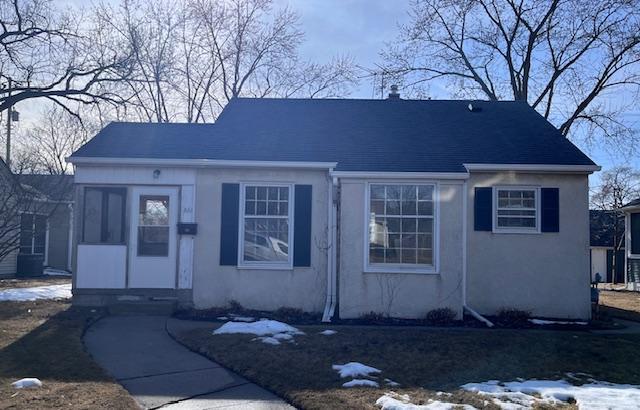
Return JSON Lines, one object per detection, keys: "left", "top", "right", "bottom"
{"left": 220, "top": 183, "right": 240, "bottom": 265}
{"left": 293, "top": 185, "right": 312, "bottom": 267}
{"left": 541, "top": 188, "right": 560, "bottom": 233}
{"left": 474, "top": 187, "right": 493, "bottom": 231}
{"left": 631, "top": 213, "right": 640, "bottom": 255}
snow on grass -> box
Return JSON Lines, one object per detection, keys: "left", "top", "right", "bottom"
{"left": 12, "top": 378, "right": 42, "bottom": 389}
{"left": 229, "top": 315, "right": 255, "bottom": 322}
{"left": 343, "top": 379, "right": 379, "bottom": 388}
{"left": 376, "top": 392, "right": 476, "bottom": 410}
{"left": 0, "top": 284, "right": 71, "bottom": 302}
{"left": 333, "top": 362, "right": 381, "bottom": 378}
{"left": 529, "top": 319, "right": 588, "bottom": 326}
{"left": 43, "top": 267, "right": 71, "bottom": 276}
{"left": 462, "top": 378, "right": 640, "bottom": 409}
{"left": 319, "top": 329, "right": 337, "bottom": 335}
{"left": 385, "top": 378, "right": 400, "bottom": 387}
{"left": 214, "top": 319, "right": 303, "bottom": 345}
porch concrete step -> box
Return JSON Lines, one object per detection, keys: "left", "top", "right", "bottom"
{"left": 109, "top": 301, "right": 177, "bottom": 316}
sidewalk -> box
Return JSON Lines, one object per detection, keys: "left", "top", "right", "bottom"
{"left": 84, "top": 316, "right": 293, "bottom": 409}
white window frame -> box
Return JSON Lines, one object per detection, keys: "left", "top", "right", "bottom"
{"left": 364, "top": 181, "right": 439, "bottom": 274}
{"left": 492, "top": 186, "right": 541, "bottom": 234}
{"left": 238, "top": 182, "right": 295, "bottom": 270}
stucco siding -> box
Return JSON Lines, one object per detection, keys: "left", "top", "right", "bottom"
{"left": 466, "top": 172, "right": 591, "bottom": 319}
{"left": 338, "top": 180, "right": 464, "bottom": 319}
{"left": 192, "top": 168, "right": 329, "bottom": 312}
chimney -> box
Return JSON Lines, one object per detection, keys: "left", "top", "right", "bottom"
{"left": 387, "top": 84, "right": 400, "bottom": 100}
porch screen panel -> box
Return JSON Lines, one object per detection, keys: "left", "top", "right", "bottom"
{"left": 138, "top": 195, "right": 170, "bottom": 256}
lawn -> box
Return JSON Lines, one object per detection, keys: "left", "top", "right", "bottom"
{"left": 172, "top": 322, "right": 640, "bottom": 409}
{"left": 0, "top": 299, "right": 137, "bottom": 409}
{"left": 599, "top": 290, "right": 640, "bottom": 322}
{"left": 0, "top": 276, "right": 70, "bottom": 290}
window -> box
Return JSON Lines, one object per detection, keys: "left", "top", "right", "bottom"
{"left": 83, "top": 187, "right": 126, "bottom": 244}
{"left": 138, "top": 195, "right": 170, "bottom": 256}
{"left": 494, "top": 188, "right": 539, "bottom": 232}
{"left": 240, "top": 185, "right": 292, "bottom": 266}
{"left": 367, "top": 184, "right": 435, "bottom": 271}
{"left": 20, "top": 213, "right": 46, "bottom": 254}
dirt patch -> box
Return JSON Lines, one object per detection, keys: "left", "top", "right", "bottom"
{"left": 0, "top": 300, "right": 137, "bottom": 409}
{"left": 599, "top": 290, "right": 640, "bottom": 322}
{"left": 0, "top": 276, "right": 71, "bottom": 290}
{"left": 172, "top": 322, "right": 639, "bottom": 409}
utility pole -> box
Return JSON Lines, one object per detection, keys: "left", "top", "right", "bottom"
{"left": 5, "top": 76, "right": 11, "bottom": 168}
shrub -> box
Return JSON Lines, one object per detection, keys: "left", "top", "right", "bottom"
{"left": 227, "top": 299, "right": 244, "bottom": 312}
{"left": 359, "top": 311, "right": 386, "bottom": 323}
{"left": 274, "top": 306, "right": 304, "bottom": 320}
{"left": 424, "top": 308, "right": 457, "bottom": 325}
{"left": 496, "top": 308, "right": 531, "bottom": 327}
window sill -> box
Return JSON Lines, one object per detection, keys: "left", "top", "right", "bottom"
{"left": 78, "top": 242, "right": 127, "bottom": 246}
{"left": 491, "top": 229, "right": 541, "bottom": 235}
{"left": 236, "top": 264, "right": 294, "bottom": 271}
{"left": 364, "top": 266, "right": 439, "bottom": 275}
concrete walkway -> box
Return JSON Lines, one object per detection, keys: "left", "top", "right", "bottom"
{"left": 84, "top": 316, "right": 293, "bottom": 410}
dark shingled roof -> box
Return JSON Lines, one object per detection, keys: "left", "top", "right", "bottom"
{"left": 71, "top": 98, "right": 596, "bottom": 172}
{"left": 18, "top": 174, "right": 74, "bottom": 201}
{"left": 623, "top": 198, "right": 640, "bottom": 208}
{"left": 590, "top": 210, "right": 625, "bottom": 248}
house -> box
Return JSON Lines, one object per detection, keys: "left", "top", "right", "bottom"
{"left": 589, "top": 210, "right": 625, "bottom": 283}
{"left": 68, "top": 97, "right": 599, "bottom": 320}
{"left": 0, "top": 157, "right": 74, "bottom": 278}
{"left": 621, "top": 198, "right": 640, "bottom": 290}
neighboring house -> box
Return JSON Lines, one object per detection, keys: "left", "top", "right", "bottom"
{"left": 0, "top": 156, "right": 74, "bottom": 277}
{"left": 621, "top": 198, "right": 640, "bottom": 290}
{"left": 68, "top": 97, "right": 599, "bottom": 320}
{"left": 0, "top": 158, "right": 18, "bottom": 278}
{"left": 589, "top": 210, "right": 625, "bottom": 283}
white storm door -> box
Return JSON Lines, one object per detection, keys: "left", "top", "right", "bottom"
{"left": 128, "top": 187, "right": 179, "bottom": 288}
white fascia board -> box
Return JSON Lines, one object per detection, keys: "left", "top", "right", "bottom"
{"left": 621, "top": 205, "right": 640, "bottom": 212}
{"left": 330, "top": 171, "right": 469, "bottom": 180}
{"left": 67, "top": 156, "right": 337, "bottom": 170}
{"left": 463, "top": 163, "right": 601, "bottom": 174}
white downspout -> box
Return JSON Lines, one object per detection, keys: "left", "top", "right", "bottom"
{"left": 67, "top": 203, "right": 73, "bottom": 272}
{"left": 322, "top": 172, "right": 337, "bottom": 322}
{"left": 462, "top": 180, "right": 494, "bottom": 328}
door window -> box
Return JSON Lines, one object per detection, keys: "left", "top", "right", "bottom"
{"left": 138, "top": 195, "right": 170, "bottom": 256}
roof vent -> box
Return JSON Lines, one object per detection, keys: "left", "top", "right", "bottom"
{"left": 388, "top": 85, "right": 400, "bottom": 100}
{"left": 468, "top": 103, "right": 481, "bottom": 112}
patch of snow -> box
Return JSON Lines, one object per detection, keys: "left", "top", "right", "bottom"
{"left": 529, "top": 319, "right": 587, "bottom": 326}
{"left": 229, "top": 315, "right": 255, "bottom": 322}
{"left": 462, "top": 378, "right": 640, "bottom": 409}
{"left": 343, "top": 379, "right": 379, "bottom": 388}
{"left": 272, "top": 333, "right": 294, "bottom": 340}
{"left": 12, "top": 378, "right": 42, "bottom": 389}
{"left": 333, "top": 362, "right": 381, "bottom": 378}
{"left": 0, "top": 284, "right": 71, "bottom": 302}
{"left": 385, "top": 378, "right": 400, "bottom": 387}
{"left": 217, "top": 316, "right": 229, "bottom": 321}
{"left": 43, "top": 268, "right": 72, "bottom": 277}
{"left": 376, "top": 392, "right": 476, "bottom": 410}
{"left": 214, "top": 320, "right": 302, "bottom": 336}
{"left": 257, "top": 336, "right": 280, "bottom": 345}
{"left": 319, "top": 329, "right": 337, "bottom": 335}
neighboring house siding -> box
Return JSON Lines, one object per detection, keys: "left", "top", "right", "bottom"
{"left": 466, "top": 172, "right": 590, "bottom": 319}
{"left": 46, "top": 204, "right": 71, "bottom": 270}
{"left": 338, "top": 180, "right": 464, "bottom": 319}
{"left": 0, "top": 248, "right": 17, "bottom": 277}
{"left": 192, "top": 168, "right": 329, "bottom": 312}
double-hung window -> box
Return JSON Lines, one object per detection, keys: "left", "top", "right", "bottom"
{"left": 240, "top": 184, "right": 293, "bottom": 267}
{"left": 494, "top": 187, "right": 539, "bottom": 232}
{"left": 367, "top": 183, "right": 436, "bottom": 272}
{"left": 83, "top": 187, "right": 126, "bottom": 244}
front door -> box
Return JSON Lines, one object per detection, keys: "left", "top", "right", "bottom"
{"left": 129, "top": 187, "right": 179, "bottom": 288}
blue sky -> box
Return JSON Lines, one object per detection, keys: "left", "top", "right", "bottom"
{"left": 281, "top": 0, "right": 639, "bottom": 180}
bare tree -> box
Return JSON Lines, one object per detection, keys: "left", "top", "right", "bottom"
{"left": 591, "top": 167, "right": 640, "bottom": 283}
{"left": 0, "top": 0, "right": 133, "bottom": 115}
{"left": 381, "top": 0, "right": 640, "bottom": 148}
{"left": 15, "top": 106, "right": 91, "bottom": 174}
